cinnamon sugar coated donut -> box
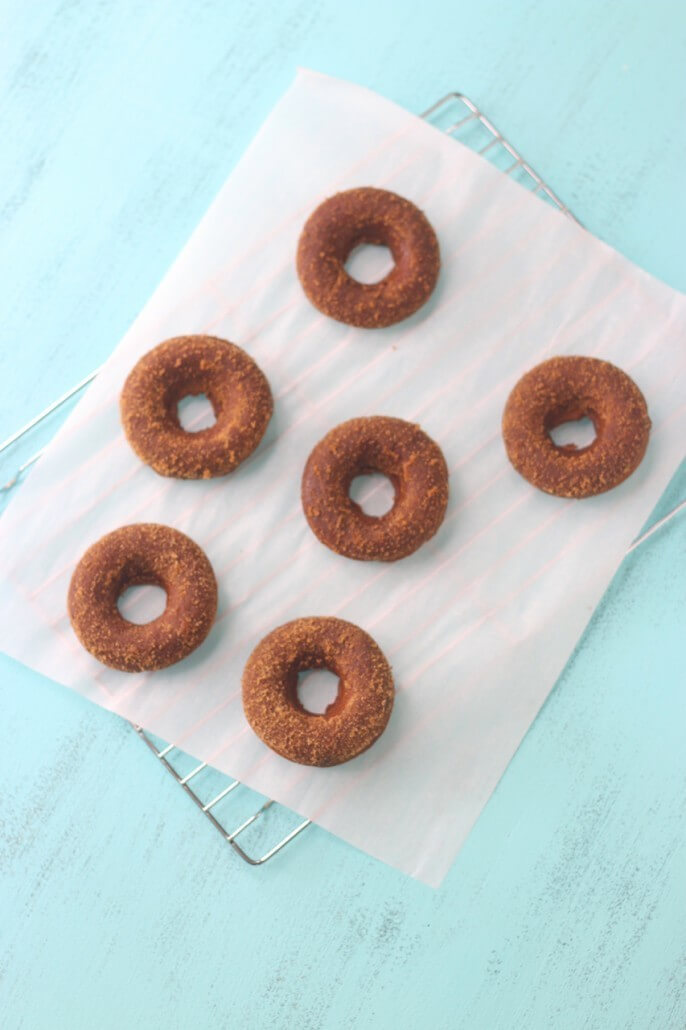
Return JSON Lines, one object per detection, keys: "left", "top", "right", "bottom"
{"left": 502, "top": 356, "right": 651, "bottom": 498}
{"left": 120, "top": 335, "right": 273, "bottom": 479}
{"left": 302, "top": 416, "right": 449, "bottom": 561}
{"left": 242, "top": 617, "right": 394, "bottom": 766}
{"left": 68, "top": 524, "right": 217, "bottom": 672}
{"left": 296, "top": 187, "right": 440, "bottom": 328}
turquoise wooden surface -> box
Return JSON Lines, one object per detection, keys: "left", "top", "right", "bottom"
{"left": 1, "top": 1, "right": 685, "bottom": 1026}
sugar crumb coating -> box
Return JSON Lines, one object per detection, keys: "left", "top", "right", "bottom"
{"left": 242, "top": 616, "right": 394, "bottom": 767}
{"left": 68, "top": 523, "right": 217, "bottom": 672}
{"left": 296, "top": 187, "right": 440, "bottom": 328}
{"left": 502, "top": 355, "right": 651, "bottom": 498}
{"left": 302, "top": 415, "right": 449, "bottom": 561}
{"left": 120, "top": 335, "right": 273, "bottom": 479}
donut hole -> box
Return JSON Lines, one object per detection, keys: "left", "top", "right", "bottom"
{"left": 296, "top": 668, "right": 341, "bottom": 715}
{"left": 177, "top": 393, "right": 217, "bottom": 432}
{"left": 117, "top": 584, "right": 168, "bottom": 625}
{"left": 546, "top": 405, "right": 598, "bottom": 453}
{"left": 345, "top": 243, "right": 395, "bottom": 284}
{"left": 349, "top": 471, "right": 396, "bottom": 517}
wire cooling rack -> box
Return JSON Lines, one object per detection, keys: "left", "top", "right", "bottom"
{"left": 2, "top": 91, "right": 684, "bottom": 866}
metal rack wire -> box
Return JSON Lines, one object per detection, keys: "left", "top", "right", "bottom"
{"left": 2, "top": 91, "right": 683, "bottom": 866}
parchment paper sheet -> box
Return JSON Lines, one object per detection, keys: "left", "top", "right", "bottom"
{"left": 1, "top": 71, "right": 685, "bottom": 886}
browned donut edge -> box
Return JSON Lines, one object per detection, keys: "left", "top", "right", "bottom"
{"left": 68, "top": 523, "right": 218, "bottom": 672}
{"left": 242, "top": 616, "right": 395, "bottom": 767}
{"left": 296, "top": 187, "right": 440, "bottom": 328}
{"left": 120, "top": 335, "right": 273, "bottom": 479}
{"left": 502, "top": 355, "right": 651, "bottom": 498}
{"left": 302, "top": 416, "right": 449, "bottom": 561}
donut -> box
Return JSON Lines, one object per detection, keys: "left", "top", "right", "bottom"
{"left": 302, "top": 416, "right": 449, "bottom": 561}
{"left": 68, "top": 523, "right": 217, "bottom": 672}
{"left": 296, "top": 187, "right": 440, "bottom": 328}
{"left": 120, "top": 335, "right": 273, "bottom": 479}
{"left": 502, "top": 356, "right": 651, "bottom": 498}
{"left": 242, "top": 617, "right": 394, "bottom": 766}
